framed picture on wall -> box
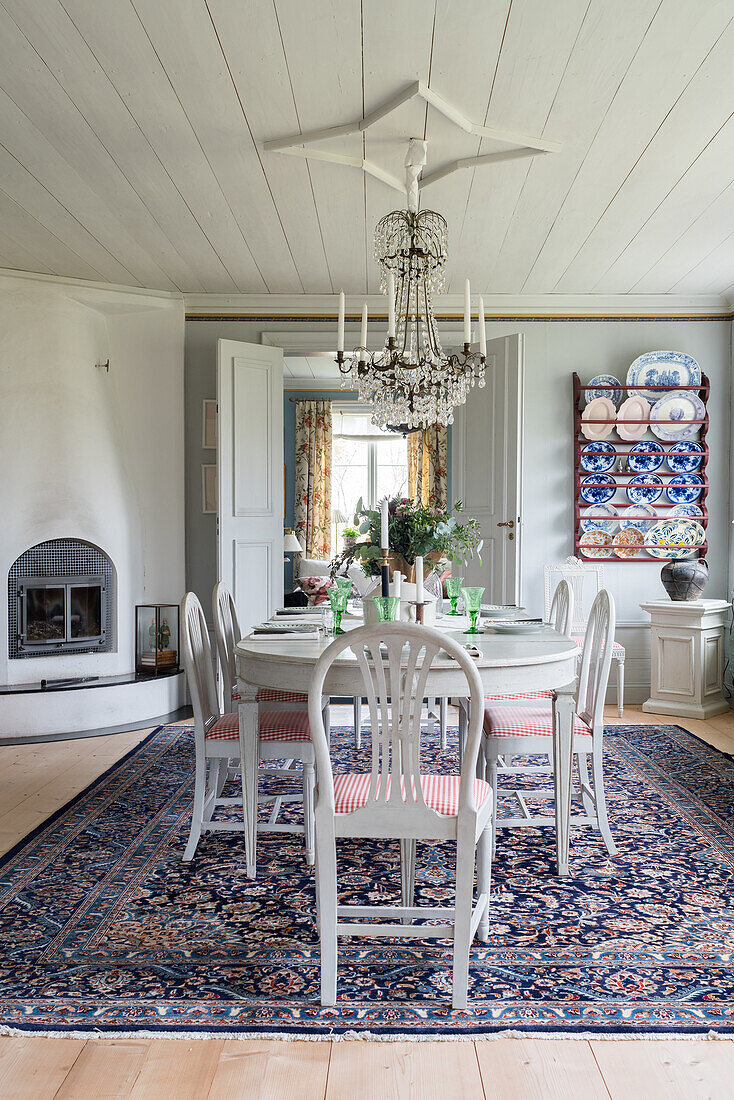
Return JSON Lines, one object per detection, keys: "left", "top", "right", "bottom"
{"left": 202, "top": 399, "right": 217, "bottom": 449}
{"left": 202, "top": 464, "right": 217, "bottom": 514}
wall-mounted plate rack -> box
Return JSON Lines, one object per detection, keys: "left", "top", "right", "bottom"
{"left": 573, "top": 372, "right": 709, "bottom": 563}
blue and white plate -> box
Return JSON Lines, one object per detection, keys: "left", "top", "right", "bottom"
{"left": 581, "top": 503, "right": 619, "bottom": 534}
{"left": 620, "top": 503, "right": 657, "bottom": 531}
{"left": 580, "top": 474, "right": 616, "bottom": 505}
{"left": 585, "top": 375, "right": 623, "bottom": 407}
{"left": 580, "top": 441, "right": 617, "bottom": 473}
{"left": 644, "top": 519, "right": 705, "bottom": 561}
{"left": 649, "top": 390, "right": 705, "bottom": 442}
{"left": 627, "top": 440, "right": 664, "bottom": 473}
{"left": 670, "top": 504, "right": 704, "bottom": 520}
{"left": 667, "top": 474, "right": 703, "bottom": 504}
{"left": 667, "top": 440, "right": 704, "bottom": 473}
{"left": 626, "top": 473, "right": 663, "bottom": 505}
{"left": 626, "top": 350, "right": 701, "bottom": 404}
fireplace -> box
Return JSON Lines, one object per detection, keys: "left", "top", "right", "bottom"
{"left": 17, "top": 575, "right": 106, "bottom": 654}
{"left": 8, "top": 539, "right": 116, "bottom": 660}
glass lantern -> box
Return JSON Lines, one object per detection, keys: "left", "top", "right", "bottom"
{"left": 136, "top": 604, "right": 179, "bottom": 675}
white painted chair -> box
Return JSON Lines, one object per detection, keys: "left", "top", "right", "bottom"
{"left": 545, "top": 558, "right": 625, "bottom": 717}
{"left": 308, "top": 622, "right": 493, "bottom": 1010}
{"left": 182, "top": 591, "right": 319, "bottom": 864}
{"left": 482, "top": 589, "right": 617, "bottom": 859}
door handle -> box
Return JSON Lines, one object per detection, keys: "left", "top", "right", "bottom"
{"left": 497, "top": 519, "right": 515, "bottom": 541}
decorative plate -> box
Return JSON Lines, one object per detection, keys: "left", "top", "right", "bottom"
{"left": 580, "top": 473, "right": 616, "bottom": 505}
{"left": 620, "top": 503, "right": 657, "bottom": 531}
{"left": 667, "top": 440, "right": 704, "bottom": 473}
{"left": 580, "top": 441, "right": 617, "bottom": 473}
{"left": 580, "top": 503, "right": 619, "bottom": 534}
{"left": 667, "top": 473, "right": 704, "bottom": 504}
{"left": 626, "top": 350, "right": 701, "bottom": 404}
{"left": 613, "top": 527, "right": 644, "bottom": 559}
{"left": 580, "top": 530, "right": 612, "bottom": 559}
{"left": 627, "top": 440, "right": 664, "bottom": 473}
{"left": 649, "top": 390, "right": 705, "bottom": 442}
{"left": 626, "top": 473, "right": 663, "bottom": 505}
{"left": 670, "top": 504, "right": 704, "bottom": 520}
{"left": 616, "top": 395, "right": 650, "bottom": 441}
{"left": 585, "top": 375, "right": 623, "bottom": 407}
{"left": 644, "top": 519, "right": 705, "bottom": 560}
{"left": 581, "top": 396, "right": 616, "bottom": 441}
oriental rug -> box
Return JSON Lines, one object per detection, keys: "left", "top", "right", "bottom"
{"left": 1, "top": 721, "right": 733, "bottom": 1037}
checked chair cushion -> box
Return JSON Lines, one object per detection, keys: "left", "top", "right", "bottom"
{"left": 332, "top": 772, "right": 492, "bottom": 817}
{"left": 206, "top": 709, "right": 311, "bottom": 744}
{"left": 483, "top": 705, "right": 592, "bottom": 740}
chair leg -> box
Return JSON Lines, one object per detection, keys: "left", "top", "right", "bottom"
{"left": 458, "top": 701, "right": 467, "bottom": 771}
{"left": 451, "top": 837, "right": 475, "bottom": 1010}
{"left": 476, "top": 825, "right": 492, "bottom": 942}
{"left": 204, "top": 758, "right": 221, "bottom": 822}
{"left": 315, "top": 818, "right": 338, "bottom": 1007}
{"left": 440, "top": 697, "right": 448, "bottom": 750}
{"left": 323, "top": 703, "right": 331, "bottom": 747}
{"left": 302, "top": 759, "right": 316, "bottom": 866}
{"left": 592, "top": 739, "right": 617, "bottom": 856}
{"left": 577, "top": 751, "right": 595, "bottom": 818}
{"left": 183, "top": 748, "right": 206, "bottom": 861}
{"left": 400, "top": 838, "right": 416, "bottom": 924}
{"left": 353, "top": 697, "right": 361, "bottom": 749}
{"left": 487, "top": 750, "right": 499, "bottom": 860}
{"left": 616, "top": 656, "right": 625, "bottom": 718}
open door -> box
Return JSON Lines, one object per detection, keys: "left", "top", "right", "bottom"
{"left": 451, "top": 333, "right": 524, "bottom": 605}
{"left": 217, "top": 339, "right": 284, "bottom": 635}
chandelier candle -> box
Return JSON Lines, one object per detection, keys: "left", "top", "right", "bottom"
{"left": 464, "top": 278, "right": 471, "bottom": 345}
{"left": 337, "top": 290, "right": 345, "bottom": 353}
{"left": 360, "top": 303, "right": 368, "bottom": 358}
{"left": 478, "top": 295, "right": 487, "bottom": 358}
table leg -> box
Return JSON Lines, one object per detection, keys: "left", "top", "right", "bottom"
{"left": 237, "top": 685, "right": 259, "bottom": 880}
{"left": 552, "top": 683, "right": 576, "bottom": 878}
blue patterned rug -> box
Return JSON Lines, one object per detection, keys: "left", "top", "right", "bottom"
{"left": 0, "top": 721, "right": 733, "bottom": 1037}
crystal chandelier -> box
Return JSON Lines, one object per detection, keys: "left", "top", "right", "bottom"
{"left": 336, "top": 140, "right": 487, "bottom": 430}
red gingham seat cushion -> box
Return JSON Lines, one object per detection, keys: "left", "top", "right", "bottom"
{"left": 206, "top": 709, "right": 311, "bottom": 743}
{"left": 483, "top": 705, "right": 592, "bottom": 740}
{"left": 332, "top": 772, "right": 491, "bottom": 816}
{"left": 231, "top": 688, "right": 309, "bottom": 703}
{"left": 486, "top": 690, "right": 552, "bottom": 702}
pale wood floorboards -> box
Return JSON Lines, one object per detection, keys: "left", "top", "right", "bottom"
{"left": 0, "top": 706, "right": 733, "bottom": 1098}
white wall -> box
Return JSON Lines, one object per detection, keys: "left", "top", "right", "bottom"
{"left": 0, "top": 273, "right": 185, "bottom": 692}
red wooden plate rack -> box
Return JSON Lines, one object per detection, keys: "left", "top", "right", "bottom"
{"left": 573, "top": 371, "right": 709, "bottom": 563}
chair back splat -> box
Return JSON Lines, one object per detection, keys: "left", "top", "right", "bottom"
{"left": 309, "top": 622, "right": 485, "bottom": 831}
{"left": 213, "top": 581, "right": 241, "bottom": 709}
{"left": 548, "top": 578, "right": 573, "bottom": 635}
{"left": 576, "top": 588, "right": 615, "bottom": 730}
{"left": 181, "top": 592, "right": 220, "bottom": 740}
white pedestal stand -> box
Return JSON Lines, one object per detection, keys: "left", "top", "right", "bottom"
{"left": 640, "top": 599, "right": 731, "bottom": 720}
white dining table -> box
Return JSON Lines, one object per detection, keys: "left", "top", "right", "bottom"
{"left": 235, "top": 617, "right": 580, "bottom": 880}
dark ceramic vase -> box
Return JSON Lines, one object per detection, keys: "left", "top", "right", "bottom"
{"left": 660, "top": 557, "right": 709, "bottom": 601}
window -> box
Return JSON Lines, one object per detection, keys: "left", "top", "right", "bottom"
{"left": 331, "top": 406, "right": 408, "bottom": 554}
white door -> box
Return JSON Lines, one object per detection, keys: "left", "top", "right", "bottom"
{"left": 451, "top": 333, "right": 524, "bottom": 605}
{"left": 217, "top": 339, "right": 284, "bottom": 635}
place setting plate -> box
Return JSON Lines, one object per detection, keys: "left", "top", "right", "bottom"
{"left": 649, "top": 390, "right": 705, "bottom": 442}
{"left": 485, "top": 621, "right": 549, "bottom": 635}
{"left": 626, "top": 350, "right": 701, "bottom": 404}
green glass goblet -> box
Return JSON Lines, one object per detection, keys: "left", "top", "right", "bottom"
{"left": 327, "top": 585, "right": 349, "bottom": 634}
{"left": 334, "top": 576, "right": 352, "bottom": 592}
{"left": 373, "top": 596, "right": 401, "bottom": 622}
{"left": 462, "top": 586, "right": 485, "bottom": 634}
{"left": 445, "top": 575, "right": 464, "bottom": 615}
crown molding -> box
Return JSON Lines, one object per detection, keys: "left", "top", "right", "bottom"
{"left": 185, "top": 292, "right": 731, "bottom": 320}
{"left": 0, "top": 268, "right": 183, "bottom": 314}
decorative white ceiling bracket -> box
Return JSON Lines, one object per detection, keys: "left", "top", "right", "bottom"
{"left": 263, "top": 80, "right": 561, "bottom": 195}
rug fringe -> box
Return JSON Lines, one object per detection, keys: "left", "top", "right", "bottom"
{"left": 0, "top": 1025, "right": 729, "bottom": 1042}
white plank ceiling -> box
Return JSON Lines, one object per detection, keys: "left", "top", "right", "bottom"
{"left": 0, "top": 0, "right": 732, "bottom": 298}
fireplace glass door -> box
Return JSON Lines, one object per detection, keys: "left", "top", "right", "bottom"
{"left": 19, "top": 575, "right": 106, "bottom": 652}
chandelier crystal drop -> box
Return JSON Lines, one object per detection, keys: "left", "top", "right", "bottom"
{"left": 336, "top": 148, "right": 487, "bottom": 430}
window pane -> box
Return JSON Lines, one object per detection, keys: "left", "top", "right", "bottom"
{"left": 375, "top": 437, "right": 408, "bottom": 501}
{"left": 332, "top": 436, "right": 368, "bottom": 554}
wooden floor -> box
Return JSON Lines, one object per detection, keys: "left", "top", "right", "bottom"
{"left": 1, "top": 705, "right": 734, "bottom": 1099}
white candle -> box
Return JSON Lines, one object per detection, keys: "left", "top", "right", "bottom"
{"left": 387, "top": 271, "right": 396, "bottom": 339}
{"left": 478, "top": 294, "right": 487, "bottom": 357}
{"left": 360, "top": 302, "right": 368, "bottom": 354}
{"left": 415, "top": 556, "right": 424, "bottom": 603}
{"left": 463, "top": 278, "right": 471, "bottom": 345}
{"left": 393, "top": 571, "right": 402, "bottom": 599}
{"left": 337, "top": 290, "right": 345, "bottom": 353}
{"left": 380, "top": 498, "right": 389, "bottom": 549}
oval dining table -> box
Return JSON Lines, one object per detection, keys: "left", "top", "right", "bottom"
{"left": 235, "top": 621, "right": 580, "bottom": 881}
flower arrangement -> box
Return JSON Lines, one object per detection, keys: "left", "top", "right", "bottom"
{"left": 341, "top": 525, "right": 359, "bottom": 550}
{"left": 332, "top": 497, "right": 482, "bottom": 579}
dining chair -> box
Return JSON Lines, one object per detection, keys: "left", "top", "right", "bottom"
{"left": 545, "top": 557, "right": 625, "bottom": 716}
{"left": 181, "top": 591, "right": 319, "bottom": 864}
{"left": 308, "top": 622, "right": 493, "bottom": 1010}
{"left": 482, "top": 588, "right": 617, "bottom": 859}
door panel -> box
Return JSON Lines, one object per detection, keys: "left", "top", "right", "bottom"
{"left": 217, "top": 339, "right": 283, "bottom": 635}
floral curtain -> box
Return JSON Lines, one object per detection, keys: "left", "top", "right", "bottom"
{"left": 294, "top": 399, "right": 332, "bottom": 560}
{"left": 408, "top": 425, "right": 448, "bottom": 508}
